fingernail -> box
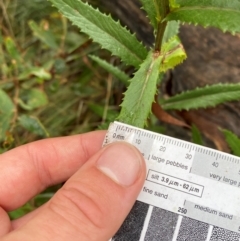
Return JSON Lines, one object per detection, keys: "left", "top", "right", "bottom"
{"left": 97, "top": 142, "right": 143, "bottom": 186}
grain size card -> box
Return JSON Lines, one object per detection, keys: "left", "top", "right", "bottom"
{"left": 105, "top": 122, "right": 240, "bottom": 241}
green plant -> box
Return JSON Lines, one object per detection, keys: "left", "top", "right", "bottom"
{"left": 48, "top": 0, "right": 240, "bottom": 145}
{"left": 1, "top": 0, "right": 114, "bottom": 218}
{"left": 2, "top": 0, "right": 240, "bottom": 219}
{"left": 0, "top": 0, "right": 113, "bottom": 152}
{"left": 48, "top": 0, "right": 240, "bottom": 127}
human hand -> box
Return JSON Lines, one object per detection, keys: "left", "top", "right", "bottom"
{"left": 0, "top": 131, "right": 146, "bottom": 241}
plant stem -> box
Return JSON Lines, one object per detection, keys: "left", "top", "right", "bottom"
{"left": 155, "top": 21, "right": 167, "bottom": 51}
{"left": 155, "top": 0, "right": 170, "bottom": 51}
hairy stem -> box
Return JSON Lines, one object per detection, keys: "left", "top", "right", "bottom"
{"left": 155, "top": 0, "right": 170, "bottom": 51}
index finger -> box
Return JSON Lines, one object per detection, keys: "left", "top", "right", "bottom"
{"left": 0, "top": 130, "right": 106, "bottom": 211}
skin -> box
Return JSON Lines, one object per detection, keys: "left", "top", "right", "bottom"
{"left": 0, "top": 131, "right": 146, "bottom": 241}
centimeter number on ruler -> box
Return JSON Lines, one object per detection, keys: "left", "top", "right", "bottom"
{"left": 104, "top": 121, "right": 240, "bottom": 233}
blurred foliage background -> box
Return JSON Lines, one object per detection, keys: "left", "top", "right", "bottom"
{"left": 0, "top": 0, "right": 130, "bottom": 219}
{"left": 0, "top": 0, "right": 128, "bottom": 153}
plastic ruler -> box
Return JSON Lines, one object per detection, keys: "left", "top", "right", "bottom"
{"left": 105, "top": 121, "right": 240, "bottom": 241}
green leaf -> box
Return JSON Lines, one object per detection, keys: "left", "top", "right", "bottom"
{"left": 160, "top": 36, "right": 186, "bottom": 72}
{"left": 161, "top": 83, "right": 240, "bottom": 110}
{"left": 9, "top": 203, "right": 33, "bottom": 220}
{"left": 28, "top": 20, "right": 59, "bottom": 50}
{"left": 31, "top": 67, "right": 52, "bottom": 80}
{"left": 169, "top": 0, "right": 180, "bottom": 9}
{"left": 191, "top": 125, "right": 203, "bottom": 145}
{"left": 19, "top": 88, "right": 48, "bottom": 111}
{"left": 0, "top": 89, "right": 15, "bottom": 142}
{"left": 166, "top": 0, "right": 240, "bottom": 34}
{"left": 18, "top": 115, "right": 49, "bottom": 137}
{"left": 118, "top": 51, "right": 162, "bottom": 128}
{"left": 222, "top": 129, "right": 240, "bottom": 157}
{"left": 140, "top": 0, "right": 159, "bottom": 30}
{"left": 49, "top": 0, "right": 147, "bottom": 67}
{"left": 162, "top": 21, "right": 180, "bottom": 44}
{"left": 19, "top": 67, "right": 52, "bottom": 81}
{"left": 89, "top": 55, "right": 129, "bottom": 86}
{"left": 4, "top": 37, "right": 22, "bottom": 64}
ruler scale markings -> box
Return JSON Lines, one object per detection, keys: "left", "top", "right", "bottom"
{"left": 189, "top": 145, "right": 192, "bottom": 152}
{"left": 106, "top": 122, "right": 240, "bottom": 237}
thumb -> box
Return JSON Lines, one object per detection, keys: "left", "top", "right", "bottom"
{"left": 5, "top": 142, "right": 146, "bottom": 241}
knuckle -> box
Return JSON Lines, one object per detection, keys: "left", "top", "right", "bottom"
{"left": 49, "top": 182, "right": 109, "bottom": 230}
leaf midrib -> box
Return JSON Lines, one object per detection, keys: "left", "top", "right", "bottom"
{"left": 131, "top": 57, "right": 154, "bottom": 123}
